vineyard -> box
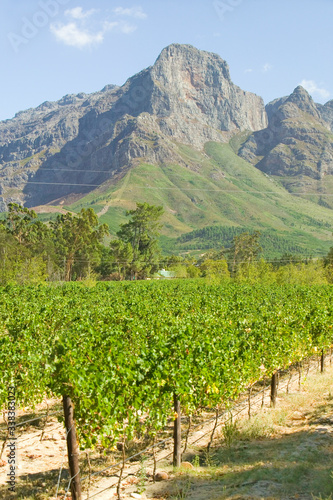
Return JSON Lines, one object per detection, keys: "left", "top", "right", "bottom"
{"left": 1, "top": 280, "right": 333, "bottom": 498}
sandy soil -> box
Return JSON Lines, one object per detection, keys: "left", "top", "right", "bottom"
{"left": 1, "top": 358, "right": 332, "bottom": 500}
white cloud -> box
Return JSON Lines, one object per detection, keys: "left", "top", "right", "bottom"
{"left": 299, "top": 79, "right": 330, "bottom": 100}
{"left": 50, "top": 22, "right": 112, "bottom": 49}
{"left": 51, "top": 6, "right": 143, "bottom": 49}
{"left": 113, "top": 6, "right": 147, "bottom": 19}
{"left": 245, "top": 68, "right": 253, "bottom": 73}
{"left": 262, "top": 63, "right": 273, "bottom": 73}
{"left": 120, "top": 23, "right": 137, "bottom": 34}
{"left": 103, "top": 21, "right": 120, "bottom": 31}
{"left": 65, "top": 7, "right": 96, "bottom": 20}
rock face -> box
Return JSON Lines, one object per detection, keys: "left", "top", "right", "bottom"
{"left": 317, "top": 100, "right": 333, "bottom": 131}
{"left": 0, "top": 44, "right": 266, "bottom": 208}
{"left": 147, "top": 44, "right": 267, "bottom": 146}
{"left": 239, "top": 86, "right": 333, "bottom": 179}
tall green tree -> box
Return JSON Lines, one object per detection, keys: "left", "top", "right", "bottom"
{"left": 109, "top": 240, "right": 134, "bottom": 280}
{"left": 235, "top": 258, "right": 275, "bottom": 284}
{"left": 51, "top": 208, "right": 109, "bottom": 281}
{"left": 0, "top": 203, "right": 50, "bottom": 250}
{"left": 0, "top": 204, "right": 51, "bottom": 283}
{"left": 0, "top": 227, "right": 48, "bottom": 284}
{"left": 200, "top": 258, "right": 230, "bottom": 282}
{"left": 322, "top": 246, "right": 333, "bottom": 283}
{"left": 116, "top": 202, "right": 164, "bottom": 279}
{"left": 227, "top": 231, "right": 262, "bottom": 277}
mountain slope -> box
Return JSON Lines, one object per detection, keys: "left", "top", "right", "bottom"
{"left": 239, "top": 86, "right": 333, "bottom": 208}
{"left": 317, "top": 100, "right": 333, "bottom": 131}
{"left": 0, "top": 44, "right": 266, "bottom": 209}
{"left": 1, "top": 44, "right": 333, "bottom": 257}
{"left": 61, "top": 140, "right": 333, "bottom": 257}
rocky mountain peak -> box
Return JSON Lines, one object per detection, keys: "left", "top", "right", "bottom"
{"left": 239, "top": 84, "right": 333, "bottom": 182}
{"left": 285, "top": 85, "right": 322, "bottom": 120}
{"left": 143, "top": 43, "right": 267, "bottom": 146}
{"left": 317, "top": 99, "right": 333, "bottom": 131}
{"left": 152, "top": 43, "right": 231, "bottom": 83}
{"left": 0, "top": 43, "right": 268, "bottom": 208}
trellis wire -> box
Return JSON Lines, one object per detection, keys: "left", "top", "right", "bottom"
{"left": 77, "top": 352, "right": 332, "bottom": 499}
{"left": 55, "top": 424, "right": 74, "bottom": 499}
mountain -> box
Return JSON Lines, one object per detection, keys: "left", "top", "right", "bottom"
{"left": 1, "top": 44, "right": 333, "bottom": 257}
{"left": 0, "top": 44, "right": 266, "bottom": 209}
{"left": 317, "top": 100, "right": 333, "bottom": 131}
{"left": 239, "top": 86, "right": 333, "bottom": 207}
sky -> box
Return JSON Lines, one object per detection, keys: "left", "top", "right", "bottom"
{"left": 1, "top": 0, "right": 332, "bottom": 121}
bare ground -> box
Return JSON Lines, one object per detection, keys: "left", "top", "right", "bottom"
{"left": 1, "top": 359, "right": 333, "bottom": 500}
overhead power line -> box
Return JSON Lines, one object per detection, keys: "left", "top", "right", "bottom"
{"left": 3, "top": 180, "right": 333, "bottom": 197}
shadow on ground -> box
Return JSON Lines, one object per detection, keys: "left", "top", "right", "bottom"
{"left": 146, "top": 426, "right": 333, "bottom": 500}
{"left": 0, "top": 468, "right": 69, "bottom": 500}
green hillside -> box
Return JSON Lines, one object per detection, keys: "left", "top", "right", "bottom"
{"left": 3, "top": 140, "right": 329, "bottom": 258}
{"left": 61, "top": 140, "right": 333, "bottom": 257}
{"left": 164, "top": 226, "right": 324, "bottom": 259}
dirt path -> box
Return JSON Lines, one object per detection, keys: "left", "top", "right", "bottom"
{"left": 97, "top": 171, "right": 131, "bottom": 217}
{"left": 144, "top": 362, "right": 333, "bottom": 500}
{"left": 1, "top": 359, "right": 333, "bottom": 499}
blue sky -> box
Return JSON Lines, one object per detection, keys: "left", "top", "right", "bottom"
{"left": 1, "top": 0, "right": 332, "bottom": 121}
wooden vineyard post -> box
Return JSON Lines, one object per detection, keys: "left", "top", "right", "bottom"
{"left": 63, "top": 395, "right": 82, "bottom": 500}
{"left": 117, "top": 435, "right": 126, "bottom": 500}
{"left": 173, "top": 394, "right": 182, "bottom": 468}
{"left": 152, "top": 435, "right": 158, "bottom": 482}
{"left": 262, "top": 377, "right": 266, "bottom": 407}
{"left": 248, "top": 386, "right": 252, "bottom": 419}
{"left": 207, "top": 408, "right": 219, "bottom": 453}
{"left": 321, "top": 350, "right": 325, "bottom": 373}
{"left": 270, "top": 372, "right": 278, "bottom": 407}
{"left": 183, "top": 416, "right": 192, "bottom": 455}
{"left": 298, "top": 362, "right": 302, "bottom": 390}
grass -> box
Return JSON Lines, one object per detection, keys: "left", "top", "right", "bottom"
{"left": 59, "top": 140, "right": 333, "bottom": 258}
{"left": 151, "top": 365, "right": 333, "bottom": 500}
{"left": 2, "top": 139, "right": 333, "bottom": 259}
{"left": 169, "top": 225, "right": 328, "bottom": 259}
{"left": 2, "top": 363, "right": 333, "bottom": 499}
{"left": 19, "top": 150, "right": 47, "bottom": 168}
{"left": 229, "top": 130, "right": 252, "bottom": 154}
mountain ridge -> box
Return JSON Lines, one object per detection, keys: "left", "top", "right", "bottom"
{"left": 1, "top": 43, "right": 333, "bottom": 256}
{"left": 239, "top": 85, "right": 333, "bottom": 208}
{"left": 0, "top": 43, "right": 267, "bottom": 209}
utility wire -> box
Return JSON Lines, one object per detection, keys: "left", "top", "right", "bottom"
{"left": 60, "top": 256, "right": 328, "bottom": 264}
{"left": 4, "top": 180, "right": 333, "bottom": 197}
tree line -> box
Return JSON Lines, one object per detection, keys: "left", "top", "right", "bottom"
{"left": 0, "top": 202, "right": 333, "bottom": 284}
{"left": 174, "top": 225, "right": 306, "bottom": 256}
